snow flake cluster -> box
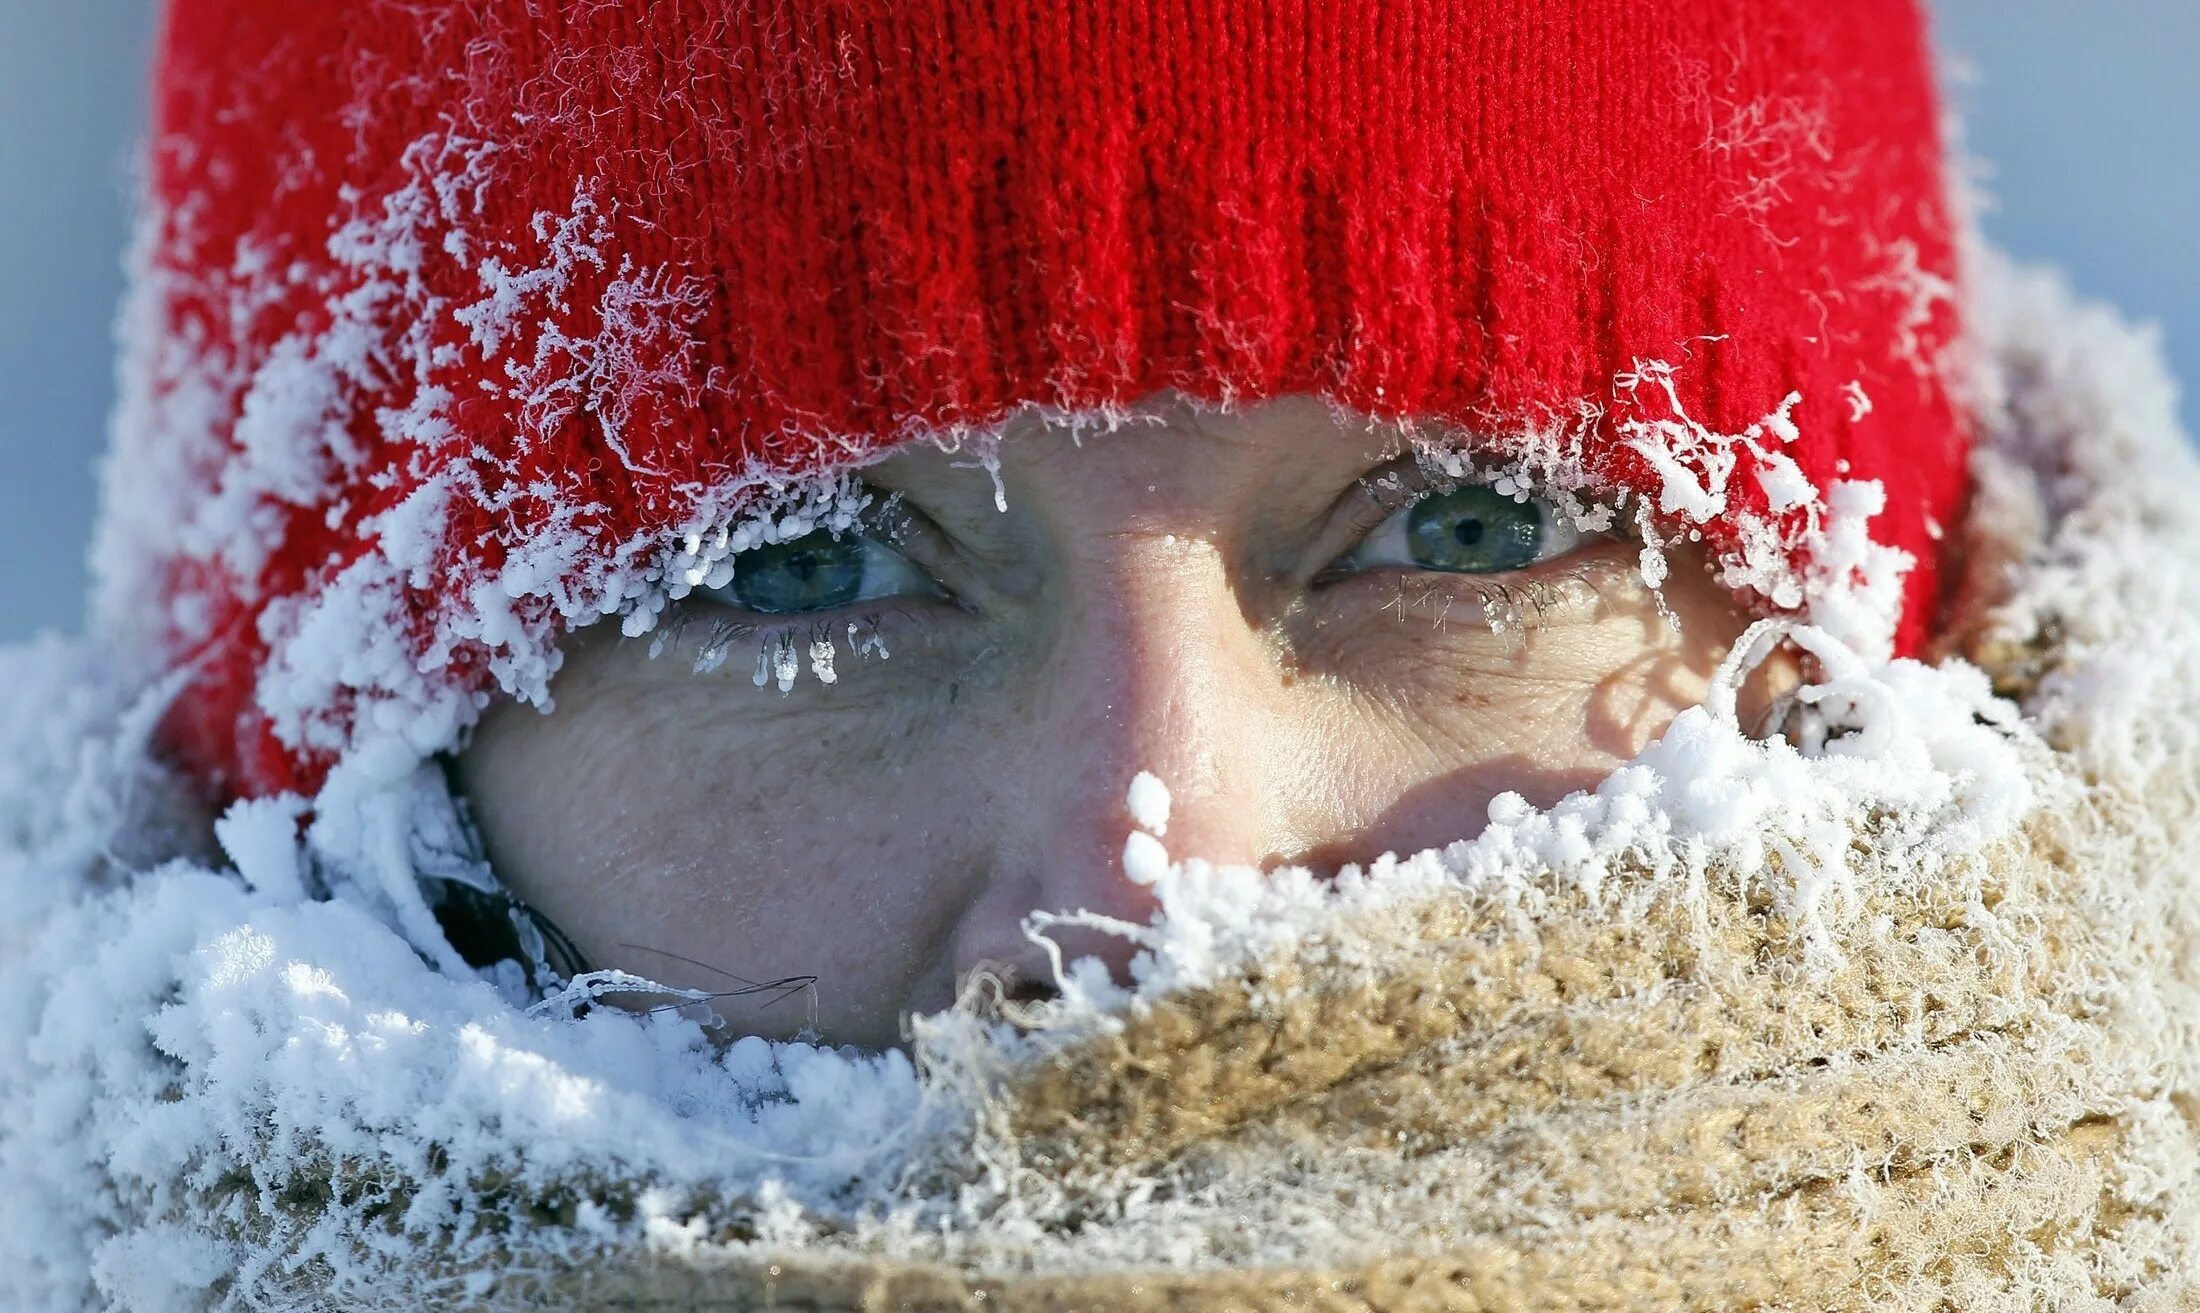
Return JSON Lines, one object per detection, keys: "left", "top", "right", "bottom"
{"left": 1608, "top": 357, "right": 1913, "bottom": 655}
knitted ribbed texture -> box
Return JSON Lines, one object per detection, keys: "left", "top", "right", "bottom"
{"left": 105, "top": 0, "right": 1967, "bottom": 798}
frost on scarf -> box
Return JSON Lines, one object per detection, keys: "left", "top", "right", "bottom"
{"left": 7, "top": 253, "right": 2200, "bottom": 1309}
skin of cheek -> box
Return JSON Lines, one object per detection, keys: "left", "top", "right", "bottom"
{"left": 456, "top": 543, "right": 1785, "bottom": 1051}
{"left": 1274, "top": 544, "right": 1773, "bottom": 866}
{"left": 458, "top": 625, "right": 1000, "bottom": 1048}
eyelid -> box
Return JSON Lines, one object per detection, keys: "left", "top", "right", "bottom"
{"left": 1340, "top": 459, "right": 1439, "bottom": 541}
{"left": 857, "top": 492, "right": 941, "bottom": 566}
{"left": 854, "top": 493, "right": 988, "bottom": 610}
{"left": 1289, "top": 454, "right": 1434, "bottom": 585}
{"left": 860, "top": 482, "right": 1048, "bottom": 614}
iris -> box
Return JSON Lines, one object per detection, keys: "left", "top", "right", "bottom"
{"left": 729, "top": 533, "right": 869, "bottom": 613}
{"left": 1337, "top": 477, "right": 1584, "bottom": 579}
{"left": 1403, "top": 486, "right": 1544, "bottom": 573}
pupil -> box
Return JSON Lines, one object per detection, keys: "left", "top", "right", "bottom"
{"left": 1453, "top": 518, "right": 1485, "bottom": 547}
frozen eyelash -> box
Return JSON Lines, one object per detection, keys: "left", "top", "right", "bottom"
{"left": 1375, "top": 567, "right": 1611, "bottom": 637}
{"left": 1346, "top": 453, "right": 1629, "bottom": 555}
{"left": 1362, "top": 445, "right": 1685, "bottom": 616}
{"left": 644, "top": 608, "right": 902, "bottom": 692}
{"left": 1473, "top": 577, "right": 1594, "bottom": 633}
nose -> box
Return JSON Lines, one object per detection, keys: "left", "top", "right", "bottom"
{"left": 947, "top": 532, "right": 1304, "bottom": 999}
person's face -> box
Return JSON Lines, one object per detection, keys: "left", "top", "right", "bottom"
{"left": 458, "top": 393, "right": 1771, "bottom": 1048}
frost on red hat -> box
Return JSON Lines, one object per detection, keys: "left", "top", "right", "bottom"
{"left": 99, "top": 0, "right": 1968, "bottom": 802}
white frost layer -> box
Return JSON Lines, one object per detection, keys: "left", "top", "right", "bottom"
{"left": 0, "top": 612, "right": 2031, "bottom": 1310}
{"left": 3, "top": 637, "right": 2025, "bottom": 1307}
{"left": 7, "top": 248, "right": 2196, "bottom": 1312}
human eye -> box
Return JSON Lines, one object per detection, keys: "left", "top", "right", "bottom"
{"left": 698, "top": 528, "right": 941, "bottom": 615}
{"left": 1331, "top": 480, "right": 1591, "bottom": 577}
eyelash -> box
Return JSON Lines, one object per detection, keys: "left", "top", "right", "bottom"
{"left": 1362, "top": 567, "right": 1611, "bottom": 629}
{"left": 648, "top": 606, "right": 912, "bottom": 682}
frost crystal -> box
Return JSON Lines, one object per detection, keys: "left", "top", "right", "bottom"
{"left": 770, "top": 633, "right": 801, "bottom": 694}
{"left": 1122, "top": 830, "right": 1172, "bottom": 886}
{"left": 1126, "top": 771, "right": 1172, "bottom": 836}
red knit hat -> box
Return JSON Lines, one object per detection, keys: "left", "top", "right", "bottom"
{"left": 99, "top": 0, "right": 1967, "bottom": 802}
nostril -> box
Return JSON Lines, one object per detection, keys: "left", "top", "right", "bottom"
{"left": 1275, "top": 838, "right": 1360, "bottom": 879}
{"left": 956, "top": 955, "right": 1065, "bottom": 1013}
{"left": 1003, "top": 973, "right": 1061, "bottom": 1005}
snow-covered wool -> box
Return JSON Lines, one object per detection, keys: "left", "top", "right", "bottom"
{"left": 6, "top": 250, "right": 2197, "bottom": 1310}
{"left": 102, "top": 0, "right": 1969, "bottom": 801}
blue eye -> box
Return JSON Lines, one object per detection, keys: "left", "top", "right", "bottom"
{"left": 706, "top": 530, "right": 937, "bottom": 615}
{"left": 1340, "top": 484, "right": 1587, "bottom": 576}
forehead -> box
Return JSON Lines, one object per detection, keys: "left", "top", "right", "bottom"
{"left": 871, "top": 391, "right": 1438, "bottom": 510}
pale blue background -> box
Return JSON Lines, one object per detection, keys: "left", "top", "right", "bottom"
{"left": 1, "top": 1, "right": 2194, "bottom": 640}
